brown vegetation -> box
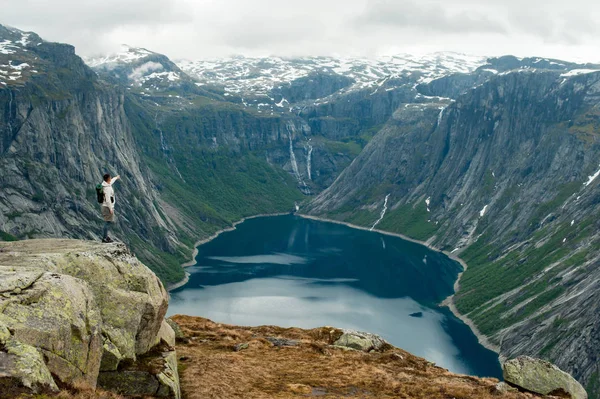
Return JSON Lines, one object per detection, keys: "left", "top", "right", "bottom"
{"left": 9, "top": 315, "right": 564, "bottom": 399}
{"left": 172, "top": 315, "right": 555, "bottom": 399}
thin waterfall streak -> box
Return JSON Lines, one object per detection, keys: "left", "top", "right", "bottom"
{"left": 155, "top": 112, "right": 185, "bottom": 182}
{"left": 306, "top": 143, "right": 313, "bottom": 180}
{"left": 370, "top": 194, "right": 390, "bottom": 231}
{"left": 7, "top": 91, "right": 14, "bottom": 136}
{"left": 287, "top": 124, "right": 309, "bottom": 193}
{"left": 288, "top": 131, "right": 301, "bottom": 180}
{"left": 437, "top": 106, "right": 446, "bottom": 127}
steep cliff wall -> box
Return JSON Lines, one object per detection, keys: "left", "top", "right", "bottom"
{"left": 306, "top": 70, "right": 600, "bottom": 394}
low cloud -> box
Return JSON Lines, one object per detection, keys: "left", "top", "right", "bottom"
{"left": 354, "top": 0, "right": 507, "bottom": 34}
{"left": 2, "top": 0, "right": 600, "bottom": 62}
{"left": 128, "top": 61, "right": 164, "bottom": 82}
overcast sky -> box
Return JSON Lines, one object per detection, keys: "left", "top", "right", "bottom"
{"left": 3, "top": 0, "right": 600, "bottom": 62}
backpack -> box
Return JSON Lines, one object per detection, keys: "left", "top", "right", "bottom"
{"left": 95, "top": 183, "right": 105, "bottom": 204}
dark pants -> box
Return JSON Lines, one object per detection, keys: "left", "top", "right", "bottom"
{"left": 102, "top": 221, "right": 112, "bottom": 239}
{"left": 101, "top": 206, "right": 115, "bottom": 239}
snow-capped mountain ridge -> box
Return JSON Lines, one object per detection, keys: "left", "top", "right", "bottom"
{"left": 84, "top": 45, "right": 190, "bottom": 94}
{"left": 0, "top": 25, "right": 44, "bottom": 86}
{"left": 84, "top": 45, "right": 156, "bottom": 68}
{"left": 176, "top": 52, "right": 487, "bottom": 98}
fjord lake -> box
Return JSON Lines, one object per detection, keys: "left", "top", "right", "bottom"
{"left": 168, "top": 215, "right": 502, "bottom": 378}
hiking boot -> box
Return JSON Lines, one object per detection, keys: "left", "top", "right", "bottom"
{"left": 102, "top": 237, "right": 114, "bottom": 243}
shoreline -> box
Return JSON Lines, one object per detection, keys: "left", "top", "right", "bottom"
{"left": 297, "top": 213, "right": 503, "bottom": 360}
{"left": 167, "top": 212, "right": 289, "bottom": 291}
{"left": 167, "top": 211, "right": 502, "bottom": 362}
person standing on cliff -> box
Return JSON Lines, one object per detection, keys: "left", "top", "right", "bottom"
{"left": 100, "top": 173, "right": 120, "bottom": 243}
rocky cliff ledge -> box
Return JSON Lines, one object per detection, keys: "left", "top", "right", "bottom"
{"left": 0, "top": 239, "right": 180, "bottom": 398}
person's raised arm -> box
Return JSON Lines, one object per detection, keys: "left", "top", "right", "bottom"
{"left": 111, "top": 175, "right": 121, "bottom": 185}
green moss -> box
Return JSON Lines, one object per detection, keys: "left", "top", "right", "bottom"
{"left": 526, "top": 181, "right": 581, "bottom": 228}
{"left": 377, "top": 202, "right": 439, "bottom": 241}
{"left": 320, "top": 137, "right": 363, "bottom": 157}
{"left": 0, "top": 231, "right": 18, "bottom": 241}
{"left": 587, "top": 371, "right": 600, "bottom": 399}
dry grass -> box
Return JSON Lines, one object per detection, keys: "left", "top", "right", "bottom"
{"left": 5, "top": 316, "right": 562, "bottom": 399}
{"left": 11, "top": 387, "right": 124, "bottom": 399}
{"left": 172, "top": 315, "right": 556, "bottom": 399}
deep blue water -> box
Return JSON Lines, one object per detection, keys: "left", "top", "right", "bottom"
{"left": 168, "top": 215, "right": 502, "bottom": 378}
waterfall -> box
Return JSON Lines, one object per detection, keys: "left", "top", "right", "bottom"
{"left": 155, "top": 113, "right": 185, "bottom": 182}
{"left": 287, "top": 123, "right": 309, "bottom": 193}
{"left": 306, "top": 142, "right": 313, "bottom": 180}
{"left": 437, "top": 106, "right": 446, "bottom": 127}
{"left": 7, "top": 91, "right": 13, "bottom": 138}
{"left": 155, "top": 113, "right": 168, "bottom": 153}
{"left": 288, "top": 129, "right": 301, "bottom": 180}
{"left": 370, "top": 194, "right": 390, "bottom": 231}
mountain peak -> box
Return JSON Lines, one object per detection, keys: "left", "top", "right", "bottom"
{"left": 84, "top": 45, "right": 157, "bottom": 68}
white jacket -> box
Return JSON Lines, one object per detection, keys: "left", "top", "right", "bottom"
{"left": 101, "top": 180, "right": 116, "bottom": 210}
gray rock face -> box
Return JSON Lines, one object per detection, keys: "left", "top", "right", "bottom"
{"left": 0, "top": 328, "right": 59, "bottom": 394}
{"left": 0, "top": 239, "right": 178, "bottom": 396}
{"left": 0, "top": 56, "right": 187, "bottom": 283}
{"left": 155, "top": 319, "right": 176, "bottom": 348}
{"left": 0, "top": 240, "right": 169, "bottom": 360}
{"left": 98, "top": 350, "right": 180, "bottom": 399}
{"left": 271, "top": 72, "right": 354, "bottom": 104}
{"left": 166, "top": 318, "right": 185, "bottom": 341}
{"left": 0, "top": 270, "right": 102, "bottom": 388}
{"left": 504, "top": 356, "right": 588, "bottom": 399}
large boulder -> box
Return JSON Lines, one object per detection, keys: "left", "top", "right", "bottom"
{"left": 0, "top": 239, "right": 173, "bottom": 395}
{"left": 0, "top": 240, "right": 169, "bottom": 362}
{"left": 0, "top": 271, "right": 102, "bottom": 388}
{"left": 333, "top": 329, "right": 389, "bottom": 352}
{"left": 503, "top": 356, "right": 588, "bottom": 399}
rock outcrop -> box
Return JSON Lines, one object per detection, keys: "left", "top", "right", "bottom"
{"left": 333, "top": 329, "right": 390, "bottom": 352}
{"left": 0, "top": 239, "right": 180, "bottom": 397}
{"left": 504, "top": 356, "right": 588, "bottom": 399}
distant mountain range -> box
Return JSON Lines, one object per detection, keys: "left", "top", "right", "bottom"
{"left": 2, "top": 23, "right": 600, "bottom": 397}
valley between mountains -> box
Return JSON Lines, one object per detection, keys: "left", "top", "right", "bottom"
{"left": 1, "top": 23, "right": 600, "bottom": 396}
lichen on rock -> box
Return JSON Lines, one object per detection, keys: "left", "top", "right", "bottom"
{"left": 503, "top": 356, "right": 588, "bottom": 399}
{"left": 333, "top": 329, "right": 389, "bottom": 352}
{"left": 0, "top": 239, "right": 178, "bottom": 397}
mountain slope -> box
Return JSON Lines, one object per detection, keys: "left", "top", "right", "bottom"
{"left": 305, "top": 67, "right": 600, "bottom": 394}
{"left": 0, "top": 26, "right": 304, "bottom": 283}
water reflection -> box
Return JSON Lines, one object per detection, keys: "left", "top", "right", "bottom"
{"left": 168, "top": 215, "right": 502, "bottom": 378}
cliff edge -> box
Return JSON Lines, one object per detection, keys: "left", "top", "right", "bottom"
{"left": 0, "top": 239, "right": 180, "bottom": 398}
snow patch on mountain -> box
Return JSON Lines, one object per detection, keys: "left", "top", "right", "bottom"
{"left": 561, "top": 69, "right": 600, "bottom": 77}
{"left": 85, "top": 45, "right": 154, "bottom": 68}
{"left": 0, "top": 40, "right": 19, "bottom": 55}
{"left": 176, "top": 52, "right": 487, "bottom": 99}
{"left": 0, "top": 61, "right": 37, "bottom": 84}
